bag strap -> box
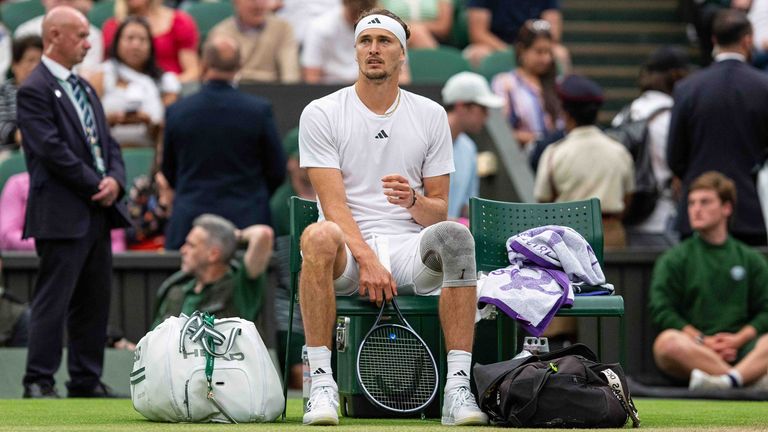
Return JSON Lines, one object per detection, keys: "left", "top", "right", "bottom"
{"left": 600, "top": 368, "right": 641, "bottom": 428}
{"left": 507, "top": 363, "right": 556, "bottom": 427}
{"left": 201, "top": 313, "right": 238, "bottom": 424}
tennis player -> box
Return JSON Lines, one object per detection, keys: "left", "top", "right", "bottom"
{"left": 298, "top": 8, "right": 488, "bottom": 427}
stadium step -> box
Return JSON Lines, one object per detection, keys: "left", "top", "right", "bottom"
{"left": 561, "top": 0, "right": 693, "bottom": 125}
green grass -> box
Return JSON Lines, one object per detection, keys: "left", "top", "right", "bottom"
{"left": 0, "top": 398, "right": 766, "bottom": 431}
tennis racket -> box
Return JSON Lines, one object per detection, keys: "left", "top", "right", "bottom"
{"left": 355, "top": 236, "right": 439, "bottom": 414}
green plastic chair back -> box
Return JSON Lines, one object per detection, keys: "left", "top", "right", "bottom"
{"left": 0, "top": 151, "right": 26, "bottom": 193}
{"left": 469, "top": 196, "right": 625, "bottom": 364}
{"left": 180, "top": 1, "right": 233, "bottom": 43}
{"left": 121, "top": 148, "right": 155, "bottom": 186}
{"left": 409, "top": 47, "right": 471, "bottom": 85}
{"left": 470, "top": 197, "right": 604, "bottom": 272}
{"left": 88, "top": 0, "right": 115, "bottom": 29}
{"left": 1, "top": 0, "right": 45, "bottom": 33}
{"left": 476, "top": 49, "right": 516, "bottom": 82}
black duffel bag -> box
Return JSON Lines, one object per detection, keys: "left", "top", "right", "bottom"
{"left": 474, "top": 344, "right": 640, "bottom": 428}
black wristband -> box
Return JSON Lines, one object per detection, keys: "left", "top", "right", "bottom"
{"left": 406, "top": 188, "right": 417, "bottom": 209}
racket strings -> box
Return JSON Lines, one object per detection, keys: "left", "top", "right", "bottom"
{"left": 358, "top": 325, "right": 437, "bottom": 412}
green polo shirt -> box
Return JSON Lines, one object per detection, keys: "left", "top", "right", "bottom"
{"left": 152, "top": 260, "right": 265, "bottom": 328}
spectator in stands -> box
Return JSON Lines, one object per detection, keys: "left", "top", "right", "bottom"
{"left": 152, "top": 214, "right": 273, "bottom": 328}
{"left": 611, "top": 46, "right": 690, "bottom": 247}
{"left": 102, "top": 0, "right": 200, "bottom": 83}
{"left": 651, "top": 171, "right": 768, "bottom": 390}
{"left": 87, "top": 16, "right": 180, "bottom": 149}
{"left": 269, "top": 129, "right": 314, "bottom": 390}
{"left": 667, "top": 9, "right": 768, "bottom": 246}
{"left": 441, "top": 71, "right": 503, "bottom": 220}
{"left": 0, "top": 36, "right": 42, "bottom": 153}
{"left": 161, "top": 35, "right": 286, "bottom": 249}
{"left": 534, "top": 74, "right": 634, "bottom": 249}
{"left": 208, "top": 0, "right": 300, "bottom": 84}
{"left": 15, "top": 0, "right": 103, "bottom": 72}
{"left": 300, "top": 0, "right": 377, "bottom": 84}
{"left": 378, "top": 0, "right": 454, "bottom": 48}
{"left": 491, "top": 20, "right": 562, "bottom": 154}
{"left": 276, "top": 0, "right": 340, "bottom": 47}
{"left": 748, "top": 0, "right": 768, "bottom": 69}
{"left": 465, "top": 0, "right": 570, "bottom": 70}
{"left": 0, "top": 172, "right": 126, "bottom": 252}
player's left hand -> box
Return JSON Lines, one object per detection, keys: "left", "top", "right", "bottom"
{"left": 381, "top": 173, "right": 414, "bottom": 209}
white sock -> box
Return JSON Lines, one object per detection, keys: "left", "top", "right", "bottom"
{"left": 445, "top": 350, "right": 472, "bottom": 393}
{"left": 307, "top": 346, "right": 336, "bottom": 392}
{"left": 728, "top": 369, "right": 744, "bottom": 387}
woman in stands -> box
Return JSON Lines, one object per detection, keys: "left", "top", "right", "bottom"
{"left": 0, "top": 35, "right": 41, "bottom": 154}
{"left": 491, "top": 20, "right": 562, "bottom": 154}
{"left": 378, "top": 0, "right": 454, "bottom": 48}
{"left": 88, "top": 16, "right": 180, "bottom": 149}
{"left": 102, "top": 0, "right": 200, "bottom": 83}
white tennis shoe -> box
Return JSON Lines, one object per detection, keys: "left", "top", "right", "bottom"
{"left": 303, "top": 386, "right": 340, "bottom": 426}
{"left": 688, "top": 368, "right": 731, "bottom": 391}
{"left": 441, "top": 386, "right": 489, "bottom": 426}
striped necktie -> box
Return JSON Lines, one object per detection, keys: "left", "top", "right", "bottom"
{"left": 67, "top": 75, "right": 105, "bottom": 176}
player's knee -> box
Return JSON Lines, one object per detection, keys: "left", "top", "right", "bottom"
{"left": 301, "top": 221, "right": 344, "bottom": 258}
{"left": 653, "top": 329, "right": 686, "bottom": 359}
{"left": 420, "top": 221, "right": 476, "bottom": 288}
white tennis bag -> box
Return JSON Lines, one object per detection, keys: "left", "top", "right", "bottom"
{"left": 130, "top": 312, "right": 284, "bottom": 423}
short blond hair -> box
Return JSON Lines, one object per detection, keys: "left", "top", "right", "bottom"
{"left": 689, "top": 171, "right": 737, "bottom": 207}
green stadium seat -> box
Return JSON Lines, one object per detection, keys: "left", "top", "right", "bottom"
{"left": 1, "top": 0, "right": 45, "bottom": 33}
{"left": 121, "top": 147, "right": 155, "bottom": 186}
{"left": 408, "top": 46, "right": 471, "bottom": 85}
{"left": 0, "top": 151, "right": 26, "bottom": 193}
{"left": 476, "top": 49, "right": 516, "bottom": 82}
{"left": 179, "top": 0, "right": 233, "bottom": 43}
{"left": 469, "top": 197, "right": 626, "bottom": 364}
{"left": 88, "top": 0, "right": 115, "bottom": 29}
{"left": 446, "top": 0, "right": 469, "bottom": 49}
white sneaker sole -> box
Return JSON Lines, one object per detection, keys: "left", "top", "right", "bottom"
{"left": 303, "top": 413, "right": 339, "bottom": 426}
{"left": 441, "top": 414, "right": 489, "bottom": 426}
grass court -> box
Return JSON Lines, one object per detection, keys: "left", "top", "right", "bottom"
{"left": 1, "top": 397, "right": 767, "bottom": 431}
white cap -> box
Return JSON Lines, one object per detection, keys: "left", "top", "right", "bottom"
{"left": 441, "top": 72, "right": 504, "bottom": 108}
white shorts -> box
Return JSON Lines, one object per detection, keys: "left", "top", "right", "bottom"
{"left": 333, "top": 225, "right": 444, "bottom": 296}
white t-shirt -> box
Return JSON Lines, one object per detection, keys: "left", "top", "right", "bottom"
{"left": 299, "top": 86, "right": 454, "bottom": 240}
{"left": 300, "top": 7, "right": 358, "bottom": 84}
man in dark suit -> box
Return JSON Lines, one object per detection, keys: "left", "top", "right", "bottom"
{"left": 161, "top": 35, "right": 286, "bottom": 249}
{"left": 17, "top": 6, "right": 130, "bottom": 398}
{"left": 667, "top": 8, "right": 768, "bottom": 246}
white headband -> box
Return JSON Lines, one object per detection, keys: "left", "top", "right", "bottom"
{"left": 354, "top": 14, "right": 408, "bottom": 53}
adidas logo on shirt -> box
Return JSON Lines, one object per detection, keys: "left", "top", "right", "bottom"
{"left": 452, "top": 370, "right": 468, "bottom": 377}
{"left": 374, "top": 130, "right": 389, "bottom": 139}
{"left": 312, "top": 368, "right": 327, "bottom": 375}
{"left": 367, "top": 18, "right": 381, "bottom": 24}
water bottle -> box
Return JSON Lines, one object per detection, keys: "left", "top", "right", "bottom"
{"left": 302, "top": 345, "right": 310, "bottom": 412}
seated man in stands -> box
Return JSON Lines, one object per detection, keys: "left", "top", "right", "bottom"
{"left": 152, "top": 214, "right": 273, "bottom": 328}
{"left": 651, "top": 171, "right": 768, "bottom": 390}
{"left": 208, "top": 0, "right": 300, "bottom": 84}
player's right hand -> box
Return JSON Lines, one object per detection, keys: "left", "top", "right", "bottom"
{"left": 357, "top": 257, "right": 397, "bottom": 306}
